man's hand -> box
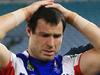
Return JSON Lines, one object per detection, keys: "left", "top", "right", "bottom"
{"left": 45, "top": 2, "right": 76, "bottom": 24}
{"left": 45, "top": 3, "right": 71, "bottom": 17}
{"left": 23, "top": 0, "right": 54, "bottom": 21}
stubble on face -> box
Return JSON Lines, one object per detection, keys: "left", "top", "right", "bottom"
{"left": 28, "top": 19, "right": 63, "bottom": 61}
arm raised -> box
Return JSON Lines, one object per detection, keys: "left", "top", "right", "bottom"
{"left": 0, "top": 0, "right": 53, "bottom": 67}
{"left": 0, "top": 0, "right": 53, "bottom": 40}
{"left": 46, "top": 3, "right": 100, "bottom": 51}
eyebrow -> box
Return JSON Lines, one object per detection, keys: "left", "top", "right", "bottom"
{"left": 38, "top": 32, "right": 62, "bottom": 35}
{"left": 37, "top": 32, "right": 62, "bottom": 37}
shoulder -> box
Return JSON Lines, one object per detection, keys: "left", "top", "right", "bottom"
{"left": 0, "top": 43, "right": 11, "bottom": 67}
{"left": 62, "top": 54, "right": 81, "bottom": 63}
{"left": 10, "top": 51, "right": 28, "bottom": 68}
{"left": 11, "top": 51, "right": 28, "bottom": 74}
{"left": 62, "top": 54, "right": 82, "bottom": 75}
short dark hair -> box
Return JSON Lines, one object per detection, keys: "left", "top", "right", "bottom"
{"left": 27, "top": 6, "right": 66, "bottom": 34}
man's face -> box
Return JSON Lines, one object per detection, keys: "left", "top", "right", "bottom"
{"left": 28, "top": 19, "right": 63, "bottom": 61}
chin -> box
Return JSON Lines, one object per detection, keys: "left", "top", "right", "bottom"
{"left": 41, "top": 55, "right": 55, "bottom": 61}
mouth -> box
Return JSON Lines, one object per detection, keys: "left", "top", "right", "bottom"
{"left": 42, "top": 50, "right": 55, "bottom": 56}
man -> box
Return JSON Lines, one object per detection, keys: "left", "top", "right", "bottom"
{"left": 0, "top": 0, "right": 100, "bottom": 75}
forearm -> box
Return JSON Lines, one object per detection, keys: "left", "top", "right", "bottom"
{"left": 0, "top": 0, "right": 53, "bottom": 40}
{"left": 0, "top": 7, "right": 30, "bottom": 40}
{"left": 66, "top": 11, "right": 100, "bottom": 50}
{"left": 0, "top": 8, "right": 26, "bottom": 34}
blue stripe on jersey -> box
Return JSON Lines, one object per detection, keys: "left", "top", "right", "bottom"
{"left": 16, "top": 52, "right": 62, "bottom": 75}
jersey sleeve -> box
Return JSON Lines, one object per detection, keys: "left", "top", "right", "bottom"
{"left": 72, "top": 54, "right": 83, "bottom": 75}
{"left": 0, "top": 52, "right": 16, "bottom": 75}
{"left": 62, "top": 54, "right": 84, "bottom": 75}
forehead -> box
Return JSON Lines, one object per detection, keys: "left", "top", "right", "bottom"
{"left": 35, "top": 19, "right": 63, "bottom": 34}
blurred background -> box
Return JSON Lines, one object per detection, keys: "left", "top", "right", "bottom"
{"left": 0, "top": 0, "right": 100, "bottom": 55}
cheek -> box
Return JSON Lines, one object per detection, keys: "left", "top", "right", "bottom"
{"left": 35, "top": 37, "right": 46, "bottom": 47}
{"left": 55, "top": 38, "right": 62, "bottom": 48}
{"left": 54, "top": 39, "right": 62, "bottom": 54}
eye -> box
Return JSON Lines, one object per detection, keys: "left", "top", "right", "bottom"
{"left": 53, "top": 34, "right": 62, "bottom": 38}
{"left": 41, "top": 34, "right": 50, "bottom": 38}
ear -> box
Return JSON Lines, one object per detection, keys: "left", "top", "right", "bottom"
{"left": 26, "top": 27, "right": 32, "bottom": 37}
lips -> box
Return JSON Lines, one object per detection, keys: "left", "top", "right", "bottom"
{"left": 42, "top": 50, "right": 55, "bottom": 56}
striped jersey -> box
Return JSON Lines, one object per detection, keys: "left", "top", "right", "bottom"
{"left": 0, "top": 51, "right": 83, "bottom": 75}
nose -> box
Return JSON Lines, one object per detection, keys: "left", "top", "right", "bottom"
{"left": 47, "top": 36, "right": 54, "bottom": 49}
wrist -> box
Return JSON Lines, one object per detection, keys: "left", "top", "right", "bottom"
{"left": 23, "top": 7, "right": 33, "bottom": 22}
{"left": 65, "top": 10, "right": 77, "bottom": 24}
{"left": 73, "top": 14, "right": 86, "bottom": 30}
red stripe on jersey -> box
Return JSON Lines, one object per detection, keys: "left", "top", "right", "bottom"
{"left": 0, "top": 61, "right": 15, "bottom": 75}
{"left": 74, "top": 54, "right": 83, "bottom": 75}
